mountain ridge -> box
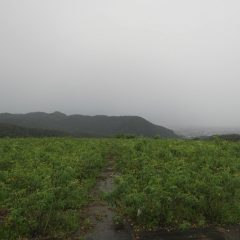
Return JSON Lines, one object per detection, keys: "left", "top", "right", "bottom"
{"left": 0, "top": 112, "right": 178, "bottom": 138}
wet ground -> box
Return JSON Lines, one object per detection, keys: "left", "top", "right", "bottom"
{"left": 76, "top": 162, "right": 132, "bottom": 240}
{"left": 139, "top": 226, "right": 240, "bottom": 240}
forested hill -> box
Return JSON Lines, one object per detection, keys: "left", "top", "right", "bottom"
{"left": 0, "top": 123, "right": 68, "bottom": 137}
{"left": 0, "top": 112, "right": 178, "bottom": 138}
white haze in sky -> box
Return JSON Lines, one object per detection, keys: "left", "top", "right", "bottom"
{"left": 0, "top": 0, "right": 240, "bottom": 129}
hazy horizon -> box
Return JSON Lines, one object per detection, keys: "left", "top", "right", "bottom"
{"left": 1, "top": 0, "right": 240, "bottom": 129}
{"left": 2, "top": 111, "right": 240, "bottom": 133}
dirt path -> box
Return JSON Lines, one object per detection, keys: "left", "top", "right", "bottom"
{"left": 75, "top": 156, "right": 132, "bottom": 240}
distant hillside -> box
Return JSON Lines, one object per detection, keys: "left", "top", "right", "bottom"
{"left": 0, "top": 112, "right": 178, "bottom": 138}
{"left": 0, "top": 123, "right": 68, "bottom": 137}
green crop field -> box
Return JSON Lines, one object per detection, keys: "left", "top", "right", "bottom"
{"left": 0, "top": 138, "right": 109, "bottom": 239}
{"left": 0, "top": 138, "right": 240, "bottom": 239}
{"left": 109, "top": 139, "right": 240, "bottom": 232}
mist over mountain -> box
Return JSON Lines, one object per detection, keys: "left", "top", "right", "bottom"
{"left": 0, "top": 112, "right": 178, "bottom": 138}
{"left": 194, "top": 134, "right": 240, "bottom": 142}
{"left": 175, "top": 127, "right": 240, "bottom": 138}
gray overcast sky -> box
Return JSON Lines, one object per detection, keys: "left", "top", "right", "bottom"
{"left": 0, "top": 0, "right": 240, "bottom": 129}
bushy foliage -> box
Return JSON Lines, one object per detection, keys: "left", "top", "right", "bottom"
{"left": 115, "top": 134, "right": 138, "bottom": 139}
{"left": 109, "top": 139, "right": 240, "bottom": 231}
{"left": 0, "top": 138, "right": 107, "bottom": 239}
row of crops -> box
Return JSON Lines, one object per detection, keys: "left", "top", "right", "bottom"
{"left": 0, "top": 138, "right": 109, "bottom": 239}
{"left": 0, "top": 138, "right": 240, "bottom": 239}
{"left": 109, "top": 139, "right": 240, "bottom": 231}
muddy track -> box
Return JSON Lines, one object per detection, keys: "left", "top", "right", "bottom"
{"left": 74, "top": 155, "right": 132, "bottom": 240}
